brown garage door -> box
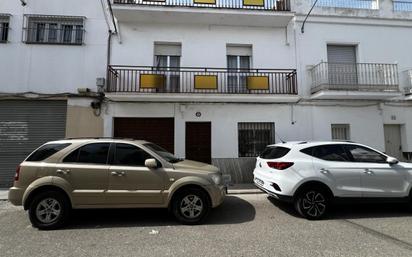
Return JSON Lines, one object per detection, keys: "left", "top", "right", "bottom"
{"left": 114, "top": 118, "right": 174, "bottom": 153}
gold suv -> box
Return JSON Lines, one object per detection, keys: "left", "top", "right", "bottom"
{"left": 8, "top": 138, "right": 226, "bottom": 229}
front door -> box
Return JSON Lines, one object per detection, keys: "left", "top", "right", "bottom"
{"left": 106, "top": 143, "right": 165, "bottom": 205}
{"left": 186, "top": 122, "right": 212, "bottom": 164}
{"left": 384, "top": 124, "right": 403, "bottom": 161}
{"left": 56, "top": 143, "right": 111, "bottom": 205}
{"left": 344, "top": 144, "right": 407, "bottom": 198}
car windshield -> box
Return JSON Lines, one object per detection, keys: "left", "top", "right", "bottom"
{"left": 143, "top": 143, "right": 183, "bottom": 163}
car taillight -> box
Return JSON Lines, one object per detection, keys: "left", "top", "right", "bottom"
{"left": 267, "top": 162, "right": 294, "bottom": 170}
{"left": 14, "top": 165, "right": 21, "bottom": 181}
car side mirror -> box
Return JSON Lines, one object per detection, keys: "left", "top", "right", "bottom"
{"left": 386, "top": 157, "right": 399, "bottom": 165}
{"left": 145, "top": 158, "right": 158, "bottom": 169}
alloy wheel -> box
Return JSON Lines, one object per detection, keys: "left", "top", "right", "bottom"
{"left": 301, "top": 191, "right": 326, "bottom": 218}
{"left": 35, "top": 198, "right": 62, "bottom": 224}
{"left": 180, "top": 194, "right": 204, "bottom": 219}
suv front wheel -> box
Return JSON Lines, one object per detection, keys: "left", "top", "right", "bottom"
{"left": 171, "top": 188, "right": 211, "bottom": 225}
{"left": 28, "top": 190, "right": 71, "bottom": 230}
{"left": 294, "top": 188, "right": 329, "bottom": 220}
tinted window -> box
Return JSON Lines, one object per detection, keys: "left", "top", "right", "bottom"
{"left": 260, "top": 147, "right": 290, "bottom": 159}
{"left": 144, "top": 143, "right": 181, "bottom": 163}
{"left": 113, "top": 143, "right": 152, "bottom": 166}
{"left": 63, "top": 148, "right": 80, "bottom": 163}
{"left": 344, "top": 145, "right": 387, "bottom": 163}
{"left": 26, "top": 143, "right": 71, "bottom": 162}
{"left": 302, "top": 145, "right": 351, "bottom": 162}
{"left": 63, "top": 143, "right": 110, "bottom": 164}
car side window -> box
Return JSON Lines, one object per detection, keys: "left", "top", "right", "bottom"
{"left": 303, "top": 145, "right": 351, "bottom": 162}
{"left": 112, "top": 143, "right": 152, "bottom": 166}
{"left": 63, "top": 143, "right": 110, "bottom": 164}
{"left": 344, "top": 145, "right": 387, "bottom": 163}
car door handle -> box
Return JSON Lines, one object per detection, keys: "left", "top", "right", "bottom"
{"left": 320, "top": 168, "right": 330, "bottom": 174}
{"left": 56, "top": 169, "right": 70, "bottom": 175}
{"left": 364, "top": 169, "right": 373, "bottom": 175}
{"left": 111, "top": 171, "right": 125, "bottom": 177}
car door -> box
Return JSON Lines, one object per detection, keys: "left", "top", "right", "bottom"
{"left": 308, "top": 144, "right": 362, "bottom": 197}
{"left": 55, "top": 143, "right": 111, "bottom": 205}
{"left": 106, "top": 143, "right": 166, "bottom": 205}
{"left": 344, "top": 144, "right": 408, "bottom": 198}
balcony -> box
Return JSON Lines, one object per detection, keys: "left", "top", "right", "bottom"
{"left": 106, "top": 65, "right": 298, "bottom": 103}
{"left": 310, "top": 62, "right": 401, "bottom": 99}
{"left": 111, "top": 0, "right": 294, "bottom": 27}
{"left": 394, "top": 0, "right": 412, "bottom": 12}
{"left": 314, "top": 0, "right": 379, "bottom": 10}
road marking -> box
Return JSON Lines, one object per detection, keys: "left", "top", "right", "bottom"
{"left": 342, "top": 219, "right": 412, "bottom": 251}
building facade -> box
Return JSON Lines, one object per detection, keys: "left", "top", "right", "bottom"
{"left": 1, "top": 0, "right": 412, "bottom": 186}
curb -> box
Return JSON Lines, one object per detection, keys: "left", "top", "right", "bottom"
{"left": 227, "top": 189, "right": 264, "bottom": 195}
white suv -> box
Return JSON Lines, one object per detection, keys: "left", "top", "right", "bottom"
{"left": 253, "top": 141, "right": 412, "bottom": 219}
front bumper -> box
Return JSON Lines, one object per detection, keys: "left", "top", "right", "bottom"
{"left": 8, "top": 187, "right": 24, "bottom": 206}
{"left": 208, "top": 185, "right": 226, "bottom": 208}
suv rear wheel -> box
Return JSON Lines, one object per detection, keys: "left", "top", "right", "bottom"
{"left": 294, "top": 188, "right": 329, "bottom": 220}
{"left": 28, "top": 191, "right": 70, "bottom": 230}
{"left": 171, "top": 188, "right": 210, "bottom": 225}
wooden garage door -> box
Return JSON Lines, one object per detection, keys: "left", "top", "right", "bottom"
{"left": 114, "top": 118, "right": 174, "bottom": 153}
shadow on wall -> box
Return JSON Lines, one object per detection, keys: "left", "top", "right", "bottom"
{"left": 64, "top": 196, "right": 256, "bottom": 230}
{"left": 212, "top": 158, "right": 256, "bottom": 184}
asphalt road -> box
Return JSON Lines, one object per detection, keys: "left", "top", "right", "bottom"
{"left": 0, "top": 194, "right": 411, "bottom": 257}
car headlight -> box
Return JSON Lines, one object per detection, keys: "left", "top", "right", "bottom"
{"left": 209, "top": 173, "right": 222, "bottom": 185}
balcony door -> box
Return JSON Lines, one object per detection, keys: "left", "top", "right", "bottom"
{"left": 327, "top": 45, "right": 358, "bottom": 87}
{"left": 227, "top": 45, "right": 252, "bottom": 93}
{"left": 154, "top": 43, "right": 181, "bottom": 93}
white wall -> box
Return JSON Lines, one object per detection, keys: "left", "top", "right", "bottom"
{"left": 0, "top": 0, "right": 109, "bottom": 94}
{"left": 111, "top": 22, "right": 295, "bottom": 70}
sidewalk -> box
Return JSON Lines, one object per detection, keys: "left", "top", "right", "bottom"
{"left": 0, "top": 184, "right": 261, "bottom": 201}
{"left": 227, "top": 183, "right": 262, "bottom": 195}
{"left": 0, "top": 189, "right": 8, "bottom": 201}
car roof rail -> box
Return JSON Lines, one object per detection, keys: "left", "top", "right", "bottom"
{"left": 62, "top": 137, "right": 135, "bottom": 140}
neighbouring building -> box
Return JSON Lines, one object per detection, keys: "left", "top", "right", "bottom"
{"left": 0, "top": 0, "right": 110, "bottom": 187}
{"left": 1, "top": 0, "right": 412, "bottom": 187}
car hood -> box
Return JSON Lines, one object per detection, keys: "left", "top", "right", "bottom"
{"left": 173, "top": 159, "right": 219, "bottom": 173}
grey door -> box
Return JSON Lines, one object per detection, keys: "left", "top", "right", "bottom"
{"left": 327, "top": 45, "right": 358, "bottom": 86}
{"left": 384, "top": 124, "right": 403, "bottom": 161}
{"left": 0, "top": 100, "right": 66, "bottom": 187}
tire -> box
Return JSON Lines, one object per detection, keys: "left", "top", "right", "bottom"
{"left": 294, "top": 188, "right": 329, "bottom": 220}
{"left": 28, "top": 191, "right": 71, "bottom": 230}
{"left": 171, "top": 188, "right": 211, "bottom": 225}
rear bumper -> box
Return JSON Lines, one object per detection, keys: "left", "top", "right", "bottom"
{"left": 8, "top": 187, "right": 24, "bottom": 206}
{"left": 254, "top": 181, "right": 293, "bottom": 203}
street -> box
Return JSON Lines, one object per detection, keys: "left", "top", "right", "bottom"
{"left": 0, "top": 194, "right": 411, "bottom": 257}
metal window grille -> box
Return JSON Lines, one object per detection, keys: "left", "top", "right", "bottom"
{"left": 238, "top": 122, "right": 275, "bottom": 157}
{"left": 0, "top": 15, "right": 10, "bottom": 43}
{"left": 23, "top": 15, "right": 85, "bottom": 45}
{"left": 331, "top": 124, "right": 350, "bottom": 141}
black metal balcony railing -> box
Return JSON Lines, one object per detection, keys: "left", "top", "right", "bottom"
{"left": 107, "top": 65, "right": 297, "bottom": 95}
{"left": 394, "top": 0, "right": 412, "bottom": 12}
{"left": 314, "top": 0, "right": 379, "bottom": 9}
{"left": 113, "top": 0, "right": 291, "bottom": 11}
{"left": 311, "top": 62, "right": 399, "bottom": 92}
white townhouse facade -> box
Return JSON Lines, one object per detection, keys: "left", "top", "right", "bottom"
{"left": 0, "top": 0, "right": 110, "bottom": 187}
{"left": 1, "top": 0, "right": 412, "bottom": 186}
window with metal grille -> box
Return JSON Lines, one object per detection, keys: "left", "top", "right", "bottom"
{"left": 238, "top": 122, "right": 275, "bottom": 157}
{"left": 331, "top": 124, "right": 350, "bottom": 141}
{"left": 0, "top": 15, "right": 10, "bottom": 43}
{"left": 23, "top": 15, "right": 85, "bottom": 45}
